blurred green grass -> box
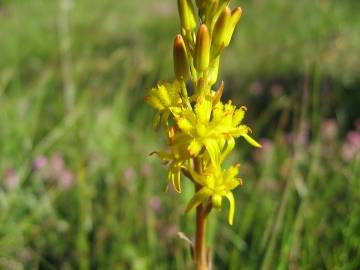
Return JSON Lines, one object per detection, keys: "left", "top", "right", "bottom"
{"left": 0, "top": 0, "right": 359, "bottom": 269}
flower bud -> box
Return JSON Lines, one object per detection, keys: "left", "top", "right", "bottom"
{"left": 195, "top": 24, "right": 210, "bottom": 72}
{"left": 212, "top": 6, "right": 231, "bottom": 55}
{"left": 224, "top": 6, "right": 242, "bottom": 47}
{"left": 177, "top": 0, "right": 197, "bottom": 31}
{"left": 173, "top": 35, "right": 190, "bottom": 81}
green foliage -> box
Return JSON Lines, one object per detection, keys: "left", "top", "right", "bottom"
{"left": 0, "top": 0, "right": 359, "bottom": 269}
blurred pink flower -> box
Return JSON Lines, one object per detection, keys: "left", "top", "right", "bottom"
{"left": 321, "top": 119, "right": 337, "bottom": 140}
{"left": 58, "top": 169, "right": 74, "bottom": 189}
{"left": 33, "top": 155, "right": 48, "bottom": 171}
{"left": 123, "top": 166, "right": 136, "bottom": 183}
{"left": 149, "top": 196, "right": 162, "bottom": 212}
{"left": 347, "top": 131, "right": 360, "bottom": 147}
{"left": 51, "top": 154, "right": 65, "bottom": 175}
{"left": 4, "top": 168, "right": 19, "bottom": 190}
{"left": 141, "top": 164, "right": 151, "bottom": 177}
{"left": 342, "top": 130, "right": 360, "bottom": 162}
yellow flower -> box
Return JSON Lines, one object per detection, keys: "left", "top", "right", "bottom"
{"left": 185, "top": 164, "right": 243, "bottom": 225}
{"left": 151, "top": 130, "right": 192, "bottom": 193}
{"left": 174, "top": 95, "right": 261, "bottom": 167}
{"left": 145, "top": 81, "right": 184, "bottom": 129}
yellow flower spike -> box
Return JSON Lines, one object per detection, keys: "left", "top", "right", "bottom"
{"left": 212, "top": 6, "right": 231, "bottom": 55}
{"left": 195, "top": 24, "right": 211, "bottom": 72}
{"left": 224, "top": 6, "right": 242, "bottom": 47}
{"left": 173, "top": 35, "right": 190, "bottom": 81}
{"left": 177, "top": 0, "right": 197, "bottom": 31}
{"left": 147, "top": 2, "right": 261, "bottom": 236}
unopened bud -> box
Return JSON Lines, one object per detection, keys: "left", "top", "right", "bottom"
{"left": 212, "top": 6, "right": 231, "bottom": 55}
{"left": 195, "top": 24, "right": 210, "bottom": 71}
{"left": 173, "top": 35, "right": 190, "bottom": 81}
{"left": 223, "top": 7, "right": 242, "bottom": 47}
{"left": 177, "top": 0, "right": 197, "bottom": 31}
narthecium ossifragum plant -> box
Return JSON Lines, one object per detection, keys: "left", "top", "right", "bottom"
{"left": 146, "top": 0, "right": 261, "bottom": 269}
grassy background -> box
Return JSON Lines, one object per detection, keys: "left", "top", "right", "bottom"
{"left": 0, "top": 0, "right": 359, "bottom": 269}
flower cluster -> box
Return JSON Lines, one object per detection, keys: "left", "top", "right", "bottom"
{"left": 146, "top": 0, "right": 261, "bottom": 225}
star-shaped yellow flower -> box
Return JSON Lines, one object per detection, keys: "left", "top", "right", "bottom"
{"left": 185, "top": 164, "right": 243, "bottom": 225}
{"left": 145, "top": 81, "right": 184, "bottom": 129}
{"left": 173, "top": 95, "right": 261, "bottom": 167}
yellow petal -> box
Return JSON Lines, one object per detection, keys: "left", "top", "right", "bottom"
{"left": 225, "top": 192, "right": 235, "bottom": 225}
{"left": 195, "top": 97, "right": 212, "bottom": 124}
{"left": 189, "top": 167, "right": 208, "bottom": 186}
{"left": 233, "top": 106, "right": 246, "bottom": 126}
{"left": 157, "top": 84, "right": 171, "bottom": 107}
{"left": 231, "top": 125, "right": 249, "bottom": 137}
{"left": 226, "top": 179, "right": 241, "bottom": 190}
{"left": 204, "top": 138, "right": 221, "bottom": 167}
{"left": 188, "top": 139, "right": 202, "bottom": 156}
{"left": 161, "top": 110, "right": 170, "bottom": 130}
{"left": 145, "top": 95, "right": 164, "bottom": 110}
{"left": 221, "top": 137, "right": 235, "bottom": 162}
{"left": 173, "top": 168, "right": 182, "bottom": 193}
{"left": 177, "top": 117, "right": 193, "bottom": 133}
{"left": 185, "top": 187, "right": 212, "bottom": 213}
{"left": 242, "top": 134, "right": 262, "bottom": 148}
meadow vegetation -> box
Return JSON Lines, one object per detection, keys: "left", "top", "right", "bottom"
{"left": 0, "top": 0, "right": 359, "bottom": 269}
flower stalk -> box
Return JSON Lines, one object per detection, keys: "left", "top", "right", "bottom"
{"left": 146, "top": 1, "right": 261, "bottom": 268}
{"left": 195, "top": 202, "right": 208, "bottom": 270}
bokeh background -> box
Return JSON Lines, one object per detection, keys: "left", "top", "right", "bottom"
{"left": 1, "top": 0, "right": 359, "bottom": 269}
